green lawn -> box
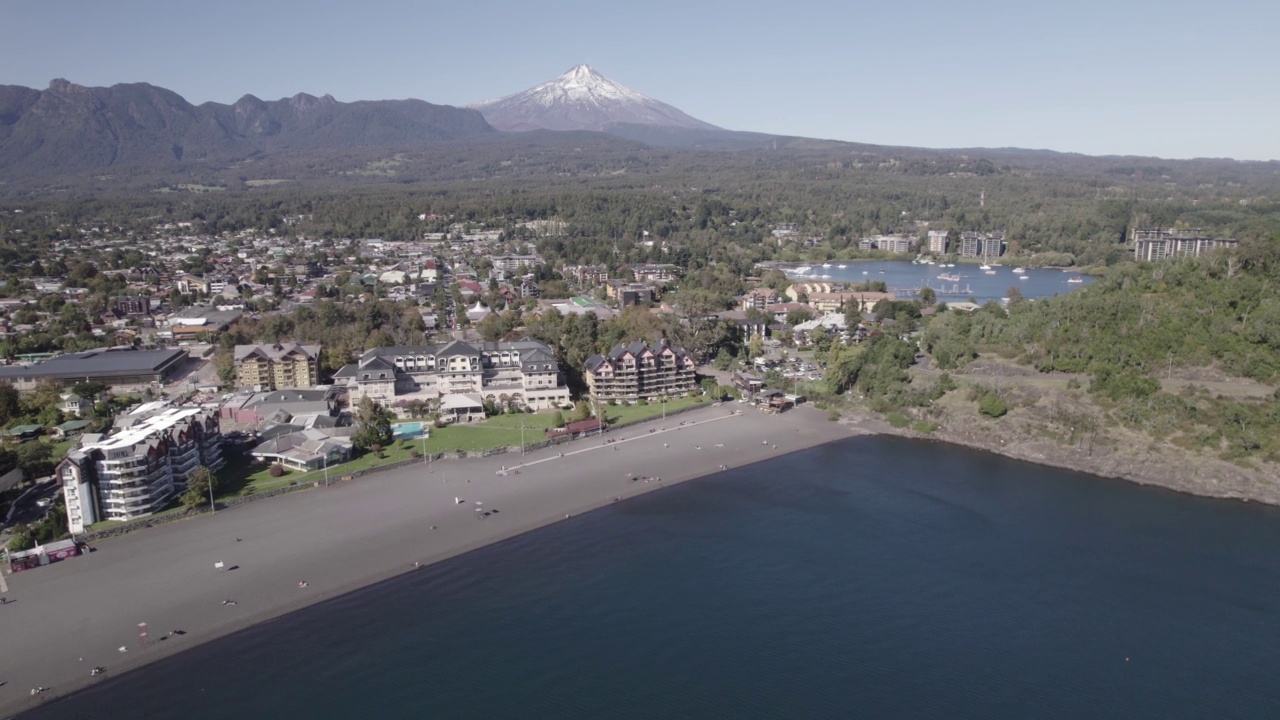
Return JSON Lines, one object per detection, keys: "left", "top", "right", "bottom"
{"left": 216, "top": 402, "right": 707, "bottom": 495}
{"left": 602, "top": 396, "right": 706, "bottom": 426}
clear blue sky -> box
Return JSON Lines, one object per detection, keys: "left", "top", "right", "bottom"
{"left": 5, "top": 0, "right": 1278, "bottom": 160}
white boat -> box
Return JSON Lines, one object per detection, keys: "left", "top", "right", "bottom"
{"left": 1067, "top": 276, "right": 1084, "bottom": 284}
{"left": 979, "top": 264, "right": 992, "bottom": 270}
{"left": 822, "top": 263, "right": 832, "bottom": 268}
{"left": 837, "top": 264, "right": 847, "bottom": 269}
{"left": 984, "top": 270, "right": 996, "bottom": 275}
{"left": 794, "top": 266, "right": 812, "bottom": 274}
{"left": 862, "top": 270, "right": 869, "bottom": 275}
{"left": 1019, "top": 275, "right": 1029, "bottom": 280}
{"left": 1012, "top": 267, "right": 1026, "bottom": 274}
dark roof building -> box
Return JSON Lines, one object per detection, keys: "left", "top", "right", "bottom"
{"left": 0, "top": 348, "right": 188, "bottom": 390}
{"left": 584, "top": 339, "right": 697, "bottom": 402}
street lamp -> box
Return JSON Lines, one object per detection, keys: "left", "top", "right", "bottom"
{"left": 323, "top": 454, "right": 329, "bottom": 487}
{"left": 520, "top": 422, "right": 525, "bottom": 456}
{"left": 208, "top": 475, "right": 216, "bottom": 514}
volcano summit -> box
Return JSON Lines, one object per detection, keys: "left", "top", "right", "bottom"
{"left": 470, "top": 65, "right": 719, "bottom": 133}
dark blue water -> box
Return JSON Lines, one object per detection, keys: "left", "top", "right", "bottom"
{"left": 26, "top": 436, "right": 1280, "bottom": 719}
{"left": 784, "top": 260, "right": 1094, "bottom": 303}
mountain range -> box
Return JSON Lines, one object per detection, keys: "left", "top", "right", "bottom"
{"left": 0, "top": 67, "right": 1273, "bottom": 194}
{"left": 0, "top": 78, "right": 493, "bottom": 177}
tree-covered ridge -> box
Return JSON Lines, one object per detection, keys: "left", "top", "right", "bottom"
{"left": 923, "top": 240, "right": 1280, "bottom": 383}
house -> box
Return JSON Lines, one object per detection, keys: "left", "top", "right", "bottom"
{"left": 605, "top": 281, "right": 656, "bottom": 306}
{"left": 233, "top": 342, "right": 322, "bottom": 390}
{"left": 5, "top": 424, "right": 44, "bottom": 442}
{"left": 164, "top": 305, "right": 243, "bottom": 341}
{"left": 583, "top": 340, "right": 697, "bottom": 403}
{"left": 60, "top": 392, "right": 98, "bottom": 417}
{"left": 731, "top": 372, "right": 764, "bottom": 396}
{"left": 219, "top": 389, "right": 339, "bottom": 425}
{"left": 54, "top": 419, "right": 93, "bottom": 439}
{"left": 439, "top": 393, "right": 486, "bottom": 423}
{"left": 545, "top": 417, "right": 603, "bottom": 438}
{"left": 740, "top": 288, "right": 780, "bottom": 311}
{"left": 785, "top": 282, "right": 834, "bottom": 302}
{"left": 250, "top": 428, "right": 353, "bottom": 472}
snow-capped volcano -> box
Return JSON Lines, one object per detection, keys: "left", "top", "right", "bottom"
{"left": 470, "top": 65, "right": 719, "bottom": 133}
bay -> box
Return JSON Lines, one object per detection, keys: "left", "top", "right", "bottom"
{"left": 782, "top": 260, "right": 1094, "bottom": 303}
{"left": 25, "top": 435, "right": 1280, "bottom": 719}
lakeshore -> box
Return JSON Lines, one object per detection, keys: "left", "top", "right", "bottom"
{"left": 0, "top": 404, "right": 857, "bottom": 717}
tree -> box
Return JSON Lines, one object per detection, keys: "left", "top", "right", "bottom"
{"left": 919, "top": 286, "right": 937, "bottom": 306}
{"left": 551, "top": 410, "right": 566, "bottom": 428}
{"left": 15, "top": 442, "right": 53, "bottom": 480}
{"left": 1006, "top": 285, "right": 1024, "bottom": 306}
{"left": 180, "top": 466, "right": 217, "bottom": 510}
{"left": 6, "top": 524, "right": 33, "bottom": 551}
{"left": 353, "top": 397, "right": 394, "bottom": 451}
{"left": 0, "top": 382, "right": 20, "bottom": 424}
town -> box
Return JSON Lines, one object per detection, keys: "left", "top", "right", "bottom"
{"left": 0, "top": 210, "right": 1250, "bottom": 570}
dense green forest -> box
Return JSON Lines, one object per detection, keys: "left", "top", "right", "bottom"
{"left": 916, "top": 248, "right": 1280, "bottom": 463}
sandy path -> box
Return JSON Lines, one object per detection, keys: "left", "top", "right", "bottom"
{"left": 0, "top": 404, "right": 858, "bottom": 716}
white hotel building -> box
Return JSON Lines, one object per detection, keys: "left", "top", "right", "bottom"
{"left": 59, "top": 406, "right": 224, "bottom": 534}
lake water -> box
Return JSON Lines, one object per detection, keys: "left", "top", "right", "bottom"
{"left": 24, "top": 436, "right": 1280, "bottom": 719}
{"left": 782, "top": 260, "right": 1094, "bottom": 304}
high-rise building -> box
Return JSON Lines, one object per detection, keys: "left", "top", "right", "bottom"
{"left": 59, "top": 406, "right": 224, "bottom": 534}
{"left": 1132, "top": 228, "right": 1238, "bottom": 262}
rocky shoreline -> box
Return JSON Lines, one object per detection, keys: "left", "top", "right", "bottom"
{"left": 846, "top": 411, "right": 1280, "bottom": 507}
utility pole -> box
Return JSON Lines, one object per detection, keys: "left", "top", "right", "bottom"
{"left": 208, "top": 476, "right": 216, "bottom": 514}
{"left": 323, "top": 454, "right": 329, "bottom": 487}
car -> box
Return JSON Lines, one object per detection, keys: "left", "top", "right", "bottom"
{"left": 35, "top": 498, "right": 52, "bottom": 509}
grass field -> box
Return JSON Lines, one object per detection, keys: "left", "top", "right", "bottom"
{"left": 222, "top": 399, "right": 709, "bottom": 492}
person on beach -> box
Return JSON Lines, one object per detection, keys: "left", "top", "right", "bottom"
{"left": 298, "top": 581, "right": 308, "bottom": 588}
{"left": 222, "top": 599, "right": 237, "bottom": 606}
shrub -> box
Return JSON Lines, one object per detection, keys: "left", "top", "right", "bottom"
{"left": 886, "top": 412, "right": 909, "bottom": 428}
{"left": 268, "top": 464, "right": 285, "bottom": 478}
{"left": 637, "top": 398, "right": 648, "bottom": 406}
{"left": 239, "top": 486, "right": 256, "bottom": 497}
{"left": 606, "top": 399, "right": 617, "bottom": 406}
{"left": 911, "top": 420, "right": 938, "bottom": 434}
{"left": 827, "top": 410, "right": 841, "bottom": 422}
{"left": 978, "top": 395, "right": 1009, "bottom": 418}
{"left": 694, "top": 397, "right": 703, "bottom": 403}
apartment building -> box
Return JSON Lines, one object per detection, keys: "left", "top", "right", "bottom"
{"left": 927, "top": 230, "right": 949, "bottom": 254}
{"left": 489, "top": 254, "right": 541, "bottom": 274}
{"left": 336, "top": 338, "right": 570, "bottom": 411}
{"left": 1132, "top": 228, "right": 1239, "bottom": 262}
{"left": 741, "top": 287, "right": 780, "bottom": 311}
{"left": 584, "top": 340, "right": 697, "bottom": 403}
{"left": 234, "top": 343, "right": 322, "bottom": 390}
{"left": 58, "top": 406, "right": 224, "bottom": 534}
